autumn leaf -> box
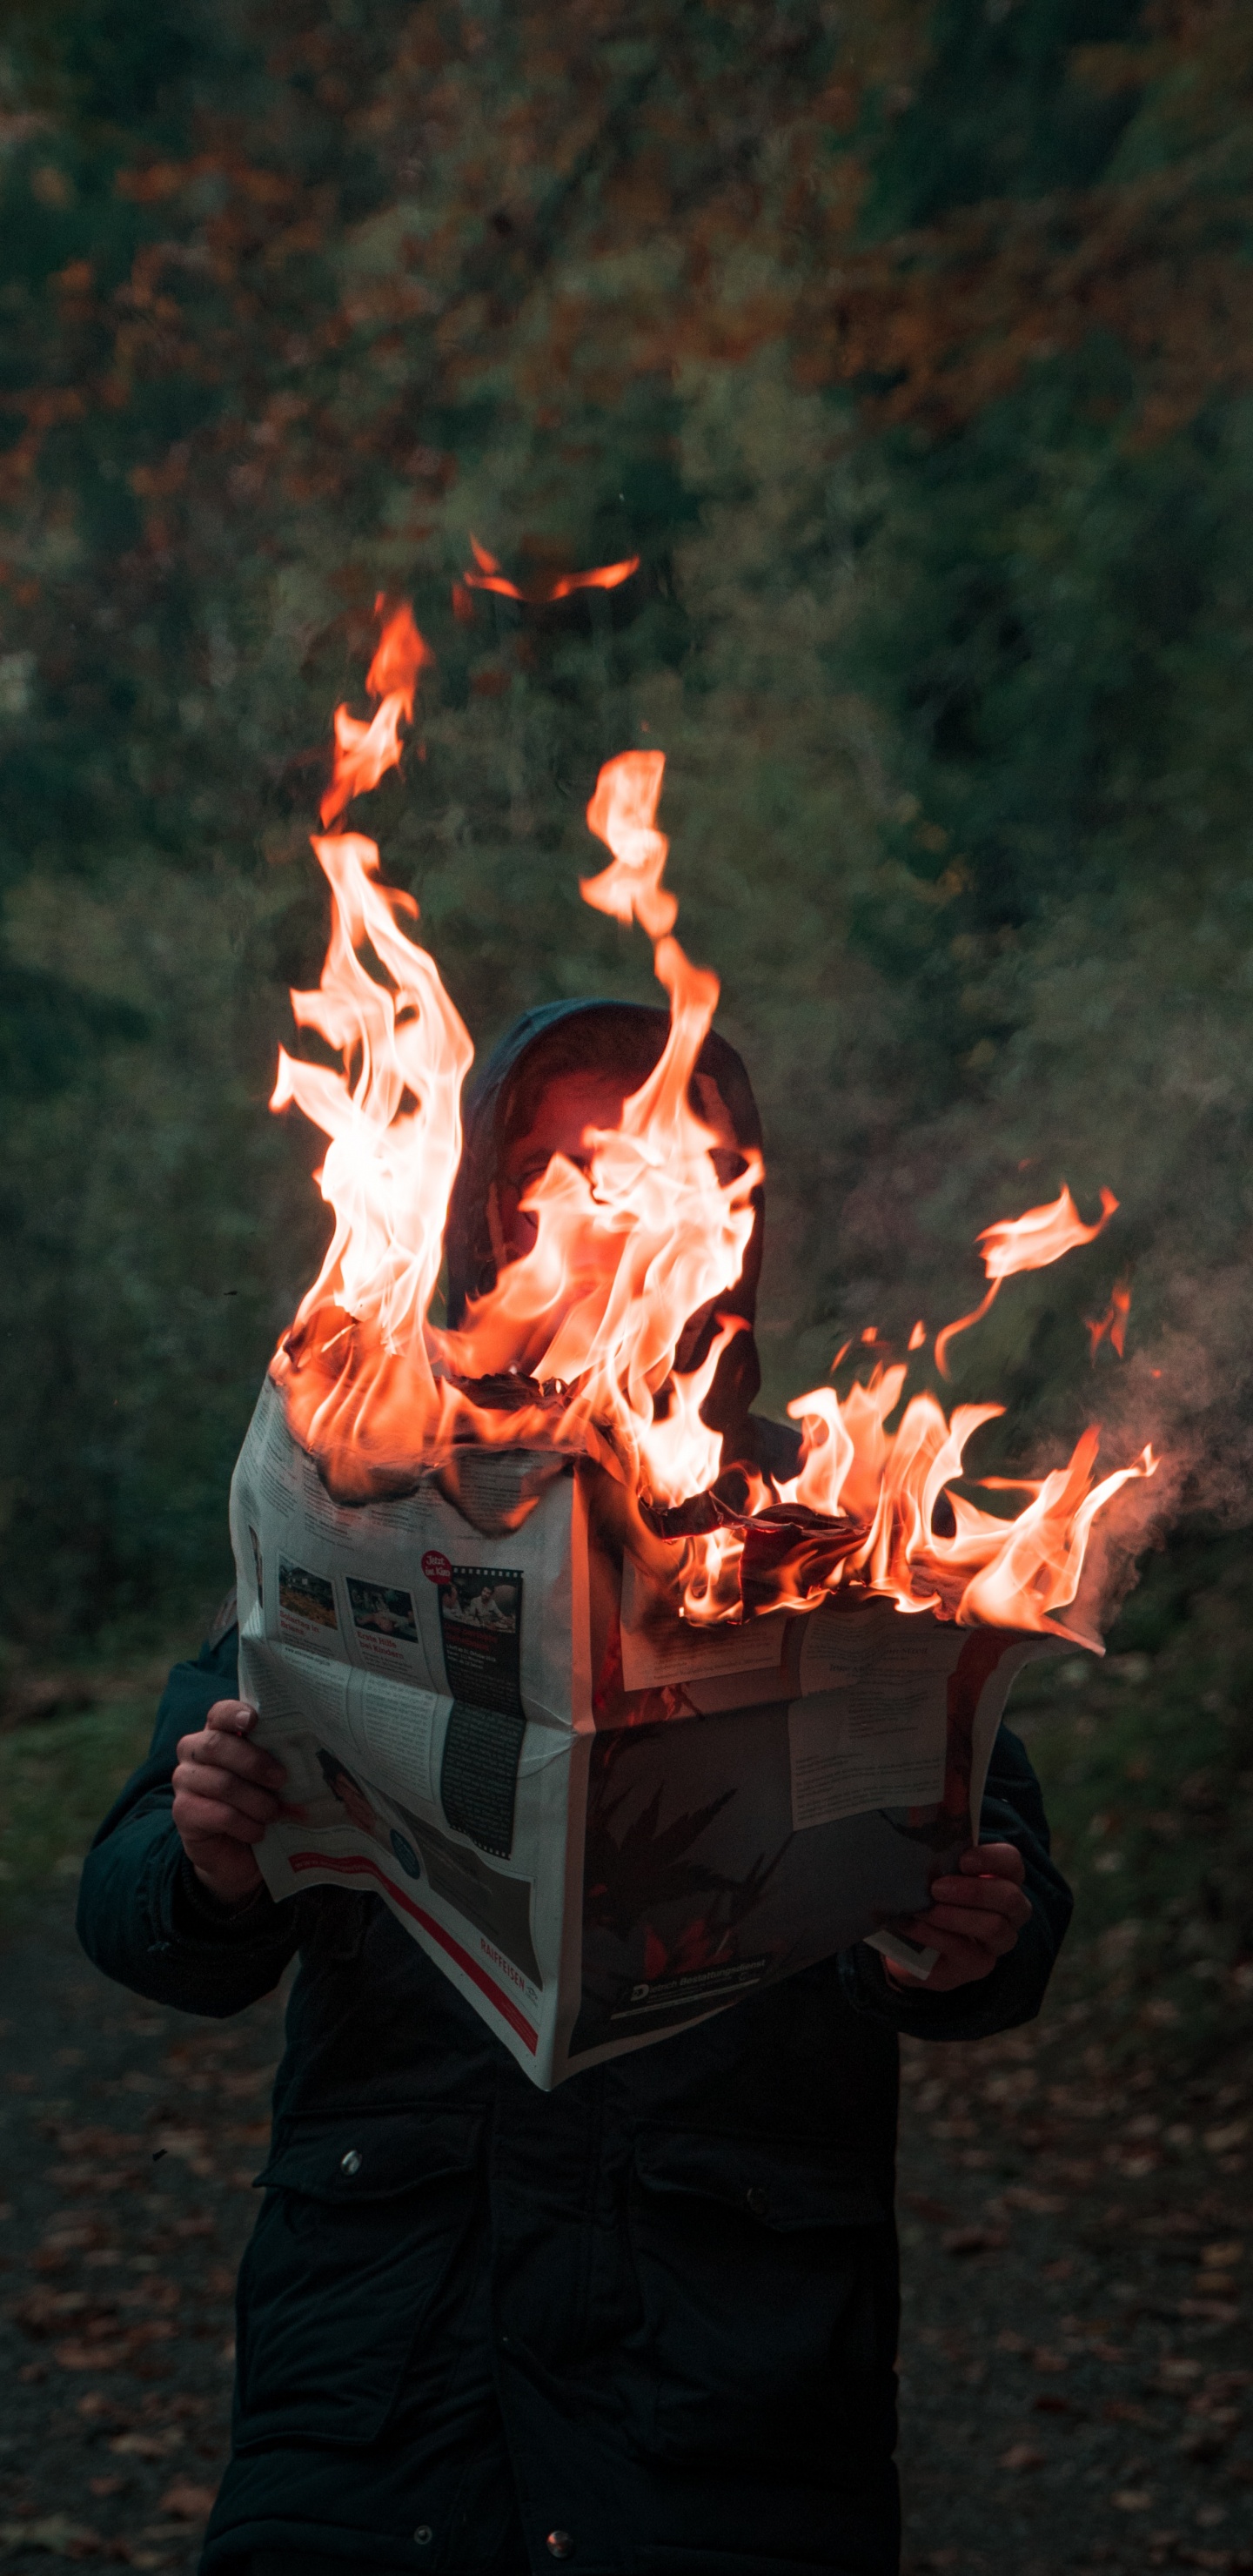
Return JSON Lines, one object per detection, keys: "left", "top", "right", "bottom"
{"left": 159, "top": 2479, "right": 219, "bottom": 2519}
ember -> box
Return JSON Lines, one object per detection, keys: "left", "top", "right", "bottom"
{"left": 270, "top": 602, "right": 1156, "bottom": 1641}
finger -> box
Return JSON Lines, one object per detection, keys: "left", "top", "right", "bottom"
{"left": 175, "top": 1740, "right": 281, "bottom": 1795}
{"left": 960, "top": 1841, "right": 1025, "bottom": 1884}
{"left": 928, "top": 1874, "right": 1031, "bottom": 1922}
{"left": 205, "top": 1698, "right": 259, "bottom": 1734}
{"left": 921, "top": 1902, "right": 1020, "bottom": 1952}
{"left": 178, "top": 1727, "right": 285, "bottom": 1789}
{"left": 172, "top": 1764, "right": 281, "bottom": 1827}
{"left": 895, "top": 1899, "right": 1017, "bottom": 1950}
{"left": 173, "top": 1791, "right": 268, "bottom": 1846}
{"left": 173, "top": 1766, "right": 281, "bottom": 1827}
{"left": 200, "top": 1730, "right": 285, "bottom": 1787}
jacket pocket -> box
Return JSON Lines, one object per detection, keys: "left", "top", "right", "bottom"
{"left": 233, "top": 2106, "right": 482, "bottom": 2452}
{"left": 626, "top": 2129, "right": 896, "bottom": 2473}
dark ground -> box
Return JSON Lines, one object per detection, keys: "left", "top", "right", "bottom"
{"left": 1, "top": 1884, "right": 1250, "bottom": 2576}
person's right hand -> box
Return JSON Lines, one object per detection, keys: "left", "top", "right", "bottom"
{"left": 171, "top": 1699, "right": 288, "bottom": 1909}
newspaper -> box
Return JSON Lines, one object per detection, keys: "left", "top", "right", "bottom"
{"left": 231, "top": 1376, "right": 1054, "bottom": 2089}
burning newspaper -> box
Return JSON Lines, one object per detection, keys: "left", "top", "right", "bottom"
{"left": 232, "top": 1379, "right": 1050, "bottom": 2086}
{"left": 231, "top": 595, "right": 1156, "bottom": 2088}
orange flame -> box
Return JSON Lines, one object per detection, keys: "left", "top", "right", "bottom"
{"left": 740, "top": 1381, "right": 1156, "bottom": 1640}
{"left": 270, "top": 828, "right": 474, "bottom": 1488}
{"left": 442, "top": 749, "right": 761, "bottom": 1506}
{"left": 580, "top": 750, "right": 677, "bottom": 941}
{"left": 269, "top": 597, "right": 1159, "bottom": 1640}
{"left": 461, "top": 535, "right": 640, "bottom": 607}
{"left": 935, "top": 1183, "right": 1119, "bottom": 1377}
{"left": 1086, "top": 1274, "right": 1131, "bottom": 1361}
{"left": 319, "top": 600, "right": 433, "bottom": 827}
{"left": 275, "top": 688, "right": 759, "bottom": 1510}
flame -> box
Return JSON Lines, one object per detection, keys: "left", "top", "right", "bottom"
{"left": 274, "top": 648, "right": 759, "bottom": 1512}
{"left": 935, "top": 1183, "right": 1119, "bottom": 1376}
{"left": 1087, "top": 1276, "right": 1131, "bottom": 1361}
{"left": 580, "top": 749, "right": 677, "bottom": 940}
{"left": 270, "top": 828, "right": 474, "bottom": 1487}
{"left": 440, "top": 750, "right": 761, "bottom": 1508}
{"left": 461, "top": 535, "right": 640, "bottom": 607}
{"left": 320, "top": 599, "right": 433, "bottom": 826}
{"left": 692, "top": 1376, "right": 1157, "bottom": 1641}
{"left": 268, "top": 596, "right": 1160, "bottom": 1641}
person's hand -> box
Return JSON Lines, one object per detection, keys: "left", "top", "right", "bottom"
{"left": 883, "top": 1841, "right": 1031, "bottom": 1994}
{"left": 171, "top": 1699, "right": 288, "bottom": 1909}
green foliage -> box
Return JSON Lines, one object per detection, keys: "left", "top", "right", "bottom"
{"left": 1017, "top": 1537, "right": 1253, "bottom": 2060}
{"left": 0, "top": 1697, "right": 152, "bottom": 1918}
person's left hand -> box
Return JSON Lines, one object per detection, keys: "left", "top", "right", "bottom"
{"left": 882, "top": 1841, "right": 1031, "bottom": 1993}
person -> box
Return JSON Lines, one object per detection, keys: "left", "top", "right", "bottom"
{"left": 77, "top": 1000, "right": 1072, "bottom": 2576}
{"left": 462, "top": 1584, "right": 513, "bottom": 1632}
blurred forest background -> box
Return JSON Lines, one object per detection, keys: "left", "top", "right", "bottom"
{"left": 3, "top": 0, "right": 1253, "bottom": 1633}
{"left": 1, "top": 0, "right": 1252, "bottom": 2041}
{"left": 3, "top": 17, "right": 1253, "bottom": 2560}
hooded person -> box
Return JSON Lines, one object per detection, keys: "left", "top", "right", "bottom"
{"left": 77, "top": 1002, "right": 1072, "bottom": 2576}
{"left": 441, "top": 996, "right": 800, "bottom": 1486}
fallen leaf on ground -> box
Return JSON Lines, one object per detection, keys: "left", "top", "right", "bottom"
{"left": 157, "top": 2480, "right": 218, "bottom": 2520}
{"left": 1111, "top": 2487, "right": 1152, "bottom": 2510}
{"left": 53, "top": 2340, "right": 130, "bottom": 2371}
{"left": 1000, "top": 2441, "right": 1046, "bottom": 2472}
{"left": 0, "top": 2516, "right": 101, "bottom": 2555}
{"left": 941, "top": 2224, "right": 1008, "bottom": 2257}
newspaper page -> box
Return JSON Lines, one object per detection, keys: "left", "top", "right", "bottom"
{"left": 230, "top": 1377, "right": 586, "bottom": 2083}
{"left": 231, "top": 1378, "right": 1058, "bottom": 2087}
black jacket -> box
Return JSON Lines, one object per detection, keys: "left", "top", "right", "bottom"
{"left": 78, "top": 1622, "right": 1071, "bottom": 2576}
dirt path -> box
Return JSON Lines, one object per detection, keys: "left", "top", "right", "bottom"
{"left": 896, "top": 2010, "right": 1251, "bottom": 2576}
{"left": 2, "top": 1892, "right": 1250, "bottom": 2574}
{"left": 1, "top": 1895, "right": 283, "bottom": 2574}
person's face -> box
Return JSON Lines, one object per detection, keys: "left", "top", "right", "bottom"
{"left": 497, "top": 1069, "right": 631, "bottom": 1260}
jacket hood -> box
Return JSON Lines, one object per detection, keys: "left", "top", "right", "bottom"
{"left": 444, "top": 998, "right": 766, "bottom": 1463}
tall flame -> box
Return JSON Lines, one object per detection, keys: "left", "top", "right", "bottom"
{"left": 268, "top": 599, "right": 1159, "bottom": 1638}
{"left": 271, "top": 868, "right": 474, "bottom": 1482}
{"left": 443, "top": 748, "right": 761, "bottom": 1506}
{"left": 273, "top": 619, "right": 758, "bottom": 1510}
